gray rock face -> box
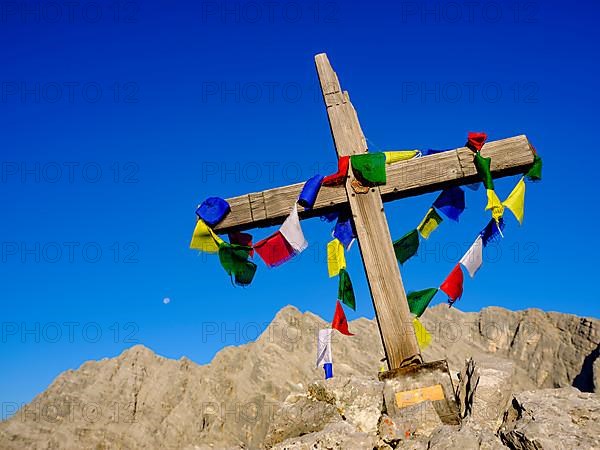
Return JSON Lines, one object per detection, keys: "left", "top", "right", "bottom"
{"left": 270, "top": 421, "right": 376, "bottom": 450}
{"left": 499, "top": 387, "right": 600, "bottom": 449}
{"left": 427, "top": 424, "right": 505, "bottom": 450}
{"left": 0, "top": 305, "right": 598, "bottom": 449}
{"left": 595, "top": 356, "right": 600, "bottom": 392}
{"left": 264, "top": 376, "right": 383, "bottom": 448}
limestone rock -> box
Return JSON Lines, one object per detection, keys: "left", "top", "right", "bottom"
{"left": 456, "top": 357, "right": 480, "bottom": 418}
{"left": 470, "top": 358, "right": 518, "bottom": 431}
{"left": 263, "top": 393, "right": 342, "bottom": 448}
{"left": 595, "top": 356, "right": 600, "bottom": 392}
{"left": 265, "top": 376, "right": 383, "bottom": 448}
{"left": 499, "top": 387, "right": 600, "bottom": 449}
{"left": 0, "top": 305, "right": 598, "bottom": 449}
{"left": 270, "top": 421, "right": 376, "bottom": 450}
{"left": 427, "top": 423, "right": 506, "bottom": 449}
{"left": 307, "top": 376, "right": 384, "bottom": 433}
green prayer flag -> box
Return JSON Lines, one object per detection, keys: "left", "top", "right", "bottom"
{"left": 218, "top": 243, "right": 257, "bottom": 286}
{"left": 393, "top": 229, "right": 419, "bottom": 264}
{"left": 234, "top": 260, "right": 257, "bottom": 286}
{"left": 526, "top": 155, "right": 542, "bottom": 181}
{"left": 474, "top": 152, "right": 494, "bottom": 190}
{"left": 338, "top": 268, "right": 356, "bottom": 310}
{"left": 351, "top": 152, "right": 387, "bottom": 186}
{"left": 407, "top": 288, "right": 438, "bottom": 317}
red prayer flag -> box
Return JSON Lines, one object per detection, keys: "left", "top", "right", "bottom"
{"left": 229, "top": 231, "right": 254, "bottom": 257}
{"left": 466, "top": 132, "right": 488, "bottom": 152}
{"left": 332, "top": 300, "right": 353, "bottom": 336}
{"left": 322, "top": 156, "right": 350, "bottom": 187}
{"left": 440, "top": 264, "right": 464, "bottom": 305}
{"left": 254, "top": 231, "right": 295, "bottom": 267}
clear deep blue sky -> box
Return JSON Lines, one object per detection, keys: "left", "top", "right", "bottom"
{"left": 1, "top": 0, "right": 599, "bottom": 413}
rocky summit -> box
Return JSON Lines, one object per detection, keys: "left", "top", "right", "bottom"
{"left": 0, "top": 305, "right": 598, "bottom": 449}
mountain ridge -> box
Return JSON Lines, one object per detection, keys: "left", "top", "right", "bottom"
{"left": 1, "top": 304, "right": 598, "bottom": 449}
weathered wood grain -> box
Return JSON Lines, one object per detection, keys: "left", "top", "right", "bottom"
{"left": 213, "top": 135, "right": 534, "bottom": 233}
{"left": 314, "top": 52, "right": 422, "bottom": 370}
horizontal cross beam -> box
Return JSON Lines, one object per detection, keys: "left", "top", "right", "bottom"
{"left": 213, "top": 134, "right": 535, "bottom": 234}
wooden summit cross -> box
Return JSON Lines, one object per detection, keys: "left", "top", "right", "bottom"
{"left": 213, "top": 53, "right": 536, "bottom": 371}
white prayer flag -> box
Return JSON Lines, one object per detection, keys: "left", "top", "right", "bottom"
{"left": 316, "top": 329, "right": 333, "bottom": 367}
{"left": 280, "top": 203, "right": 308, "bottom": 253}
{"left": 459, "top": 235, "right": 483, "bottom": 278}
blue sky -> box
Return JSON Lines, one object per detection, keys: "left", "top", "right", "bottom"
{"left": 1, "top": 0, "right": 599, "bottom": 415}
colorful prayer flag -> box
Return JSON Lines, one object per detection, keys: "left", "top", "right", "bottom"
{"left": 526, "top": 154, "right": 542, "bottom": 182}
{"left": 474, "top": 152, "right": 494, "bottom": 190}
{"left": 332, "top": 300, "right": 353, "bottom": 336}
{"left": 393, "top": 229, "right": 420, "bottom": 264}
{"left": 413, "top": 317, "right": 432, "bottom": 349}
{"left": 485, "top": 189, "right": 505, "bottom": 222}
{"left": 323, "top": 362, "right": 333, "bottom": 379}
{"left": 433, "top": 186, "right": 465, "bottom": 222}
{"left": 338, "top": 268, "right": 356, "bottom": 310}
{"left": 423, "top": 148, "right": 449, "bottom": 156}
{"left": 316, "top": 329, "right": 333, "bottom": 367}
{"left": 254, "top": 231, "right": 296, "bottom": 267}
{"left": 502, "top": 177, "right": 526, "bottom": 224}
{"left": 440, "top": 264, "right": 464, "bottom": 305}
{"left": 459, "top": 236, "right": 483, "bottom": 278}
{"left": 228, "top": 231, "right": 254, "bottom": 257}
{"left": 190, "top": 219, "right": 224, "bottom": 253}
{"left": 279, "top": 203, "right": 308, "bottom": 253}
{"left": 218, "top": 243, "right": 257, "bottom": 286}
{"left": 327, "top": 238, "right": 346, "bottom": 277}
{"left": 480, "top": 218, "right": 505, "bottom": 246}
{"left": 467, "top": 132, "right": 488, "bottom": 152}
{"left": 322, "top": 156, "right": 350, "bottom": 186}
{"left": 350, "top": 152, "right": 387, "bottom": 185}
{"left": 321, "top": 212, "right": 339, "bottom": 223}
{"left": 407, "top": 288, "right": 438, "bottom": 317}
{"left": 384, "top": 150, "right": 420, "bottom": 164}
{"left": 333, "top": 213, "right": 355, "bottom": 250}
{"left": 196, "top": 197, "right": 231, "bottom": 227}
{"left": 417, "top": 208, "right": 443, "bottom": 239}
{"left": 298, "top": 174, "right": 324, "bottom": 209}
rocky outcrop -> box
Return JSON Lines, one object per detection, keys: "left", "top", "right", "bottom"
{"left": 267, "top": 367, "right": 600, "bottom": 449}
{"left": 0, "top": 305, "right": 598, "bottom": 449}
{"left": 499, "top": 387, "right": 600, "bottom": 449}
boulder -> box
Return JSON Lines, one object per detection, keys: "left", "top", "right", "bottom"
{"left": 270, "top": 421, "right": 376, "bottom": 450}
{"left": 470, "top": 358, "right": 517, "bottom": 431}
{"left": 499, "top": 387, "right": 600, "bottom": 449}
{"left": 307, "top": 376, "right": 384, "bottom": 433}
{"left": 427, "top": 423, "right": 506, "bottom": 449}
{"left": 263, "top": 393, "right": 342, "bottom": 448}
{"left": 264, "top": 376, "right": 383, "bottom": 448}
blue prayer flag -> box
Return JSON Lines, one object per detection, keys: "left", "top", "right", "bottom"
{"left": 480, "top": 218, "right": 505, "bottom": 246}
{"left": 196, "top": 197, "right": 231, "bottom": 227}
{"left": 298, "top": 174, "right": 324, "bottom": 209}
{"left": 333, "top": 214, "right": 355, "bottom": 249}
{"left": 323, "top": 362, "right": 333, "bottom": 379}
{"left": 433, "top": 187, "right": 465, "bottom": 222}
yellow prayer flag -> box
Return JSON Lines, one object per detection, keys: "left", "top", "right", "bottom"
{"left": 190, "top": 219, "right": 224, "bottom": 253}
{"left": 384, "top": 150, "right": 419, "bottom": 164}
{"left": 417, "top": 208, "right": 443, "bottom": 239}
{"left": 413, "top": 317, "right": 432, "bottom": 350}
{"left": 327, "top": 238, "right": 346, "bottom": 277}
{"left": 485, "top": 189, "right": 505, "bottom": 223}
{"left": 502, "top": 177, "right": 526, "bottom": 224}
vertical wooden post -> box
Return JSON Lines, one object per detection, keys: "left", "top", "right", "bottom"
{"left": 315, "top": 53, "right": 422, "bottom": 369}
